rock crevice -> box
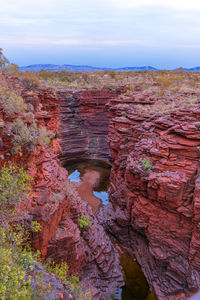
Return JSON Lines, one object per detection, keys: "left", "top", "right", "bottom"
{"left": 59, "top": 89, "right": 123, "bottom": 163}
{"left": 99, "top": 93, "right": 200, "bottom": 299}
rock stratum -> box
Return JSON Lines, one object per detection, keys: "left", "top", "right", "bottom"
{"left": 98, "top": 91, "right": 200, "bottom": 299}
{"left": 0, "top": 74, "right": 200, "bottom": 299}
{"left": 0, "top": 75, "right": 123, "bottom": 299}
{"left": 59, "top": 88, "right": 123, "bottom": 163}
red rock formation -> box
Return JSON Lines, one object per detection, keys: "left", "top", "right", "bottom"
{"left": 0, "top": 76, "right": 123, "bottom": 299}
{"left": 98, "top": 92, "right": 200, "bottom": 299}
{"left": 3, "top": 73, "right": 200, "bottom": 299}
{"left": 59, "top": 88, "right": 124, "bottom": 163}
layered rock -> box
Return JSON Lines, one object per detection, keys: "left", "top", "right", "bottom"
{"left": 2, "top": 73, "right": 200, "bottom": 299}
{"left": 59, "top": 89, "right": 123, "bottom": 163}
{"left": 0, "top": 77, "right": 123, "bottom": 299}
{"left": 98, "top": 93, "right": 200, "bottom": 299}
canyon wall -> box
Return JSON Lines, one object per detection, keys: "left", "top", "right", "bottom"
{"left": 58, "top": 83, "right": 200, "bottom": 299}
{"left": 97, "top": 92, "right": 200, "bottom": 299}
{"left": 59, "top": 88, "right": 123, "bottom": 163}
{"left": 0, "top": 77, "right": 123, "bottom": 299}
{"left": 2, "top": 74, "right": 200, "bottom": 299}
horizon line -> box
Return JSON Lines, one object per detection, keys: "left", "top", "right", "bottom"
{"left": 19, "top": 63, "right": 200, "bottom": 71}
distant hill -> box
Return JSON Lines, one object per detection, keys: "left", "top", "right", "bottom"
{"left": 183, "top": 66, "right": 200, "bottom": 71}
{"left": 19, "top": 64, "right": 158, "bottom": 72}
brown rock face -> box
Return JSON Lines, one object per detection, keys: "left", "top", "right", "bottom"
{"left": 0, "top": 76, "right": 123, "bottom": 299}
{"left": 59, "top": 89, "right": 123, "bottom": 163}
{"left": 97, "top": 93, "right": 200, "bottom": 299}
{"left": 2, "top": 74, "right": 200, "bottom": 299}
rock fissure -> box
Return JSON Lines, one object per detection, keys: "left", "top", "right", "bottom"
{"left": 1, "top": 74, "right": 200, "bottom": 299}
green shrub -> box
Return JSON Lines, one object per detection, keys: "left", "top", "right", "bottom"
{"left": 45, "top": 260, "right": 68, "bottom": 281}
{"left": 37, "top": 126, "right": 55, "bottom": 145}
{"left": 19, "top": 72, "right": 42, "bottom": 90}
{"left": 3, "top": 63, "right": 19, "bottom": 75}
{"left": 11, "top": 118, "right": 55, "bottom": 153}
{"left": 78, "top": 215, "right": 92, "bottom": 230}
{"left": 44, "top": 260, "right": 91, "bottom": 299}
{"left": 0, "top": 226, "right": 32, "bottom": 299}
{"left": 141, "top": 159, "right": 152, "bottom": 171}
{"left": 0, "top": 164, "right": 32, "bottom": 216}
{"left": 69, "top": 275, "right": 92, "bottom": 300}
{"left": 0, "top": 86, "right": 25, "bottom": 116}
{"left": 31, "top": 221, "right": 42, "bottom": 233}
{"left": 0, "top": 225, "right": 52, "bottom": 300}
{"left": 0, "top": 48, "right": 9, "bottom": 71}
{"left": 70, "top": 275, "right": 81, "bottom": 297}
{"left": 31, "top": 272, "right": 52, "bottom": 300}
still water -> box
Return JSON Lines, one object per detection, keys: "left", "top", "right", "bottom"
{"left": 66, "top": 159, "right": 110, "bottom": 207}
{"left": 65, "top": 159, "right": 156, "bottom": 300}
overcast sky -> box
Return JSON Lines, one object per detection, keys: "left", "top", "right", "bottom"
{"left": 1, "top": 0, "right": 200, "bottom": 68}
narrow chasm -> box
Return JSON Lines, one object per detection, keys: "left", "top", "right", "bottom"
{"left": 64, "top": 158, "right": 156, "bottom": 300}
{"left": 64, "top": 159, "right": 110, "bottom": 211}
{"left": 2, "top": 72, "right": 200, "bottom": 299}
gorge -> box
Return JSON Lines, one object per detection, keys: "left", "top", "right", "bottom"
{"left": 0, "top": 73, "right": 200, "bottom": 300}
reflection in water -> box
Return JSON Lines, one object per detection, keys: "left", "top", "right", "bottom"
{"left": 120, "top": 253, "right": 157, "bottom": 300}
{"left": 93, "top": 191, "right": 109, "bottom": 205}
{"left": 65, "top": 160, "right": 157, "bottom": 300}
{"left": 68, "top": 170, "right": 80, "bottom": 182}
{"left": 66, "top": 159, "right": 110, "bottom": 207}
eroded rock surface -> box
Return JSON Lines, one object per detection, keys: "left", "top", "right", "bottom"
{"left": 2, "top": 74, "right": 200, "bottom": 299}
{"left": 0, "top": 76, "right": 123, "bottom": 299}
{"left": 59, "top": 89, "right": 123, "bottom": 163}
{"left": 98, "top": 93, "right": 200, "bottom": 299}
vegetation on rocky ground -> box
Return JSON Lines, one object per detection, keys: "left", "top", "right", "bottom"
{"left": 141, "top": 159, "right": 153, "bottom": 171}
{"left": 0, "top": 50, "right": 92, "bottom": 299}
{"left": 0, "top": 48, "right": 199, "bottom": 299}
{"left": 0, "top": 163, "right": 91, "bottom": 299}
{"left": 10, "top": 118, "right": 55, "bottom": 153}
{"left": 12, "top": 67, "right": 199, "bottom": 116}
{"left": 0, "top": 86, "right": 25, "bottom": 116}
{"left": 45, "top": 260, "right": 91, "bottom": 299}
{"left": 0, "top": 48, "right": 9, "bottom": 71}
{"left": 78, "top": 215, "right": 92, "bottom": 230}
{"left": 0, "top": 47, "right": 199, "bottom": 118}
{"left": 0, "top": 164, "right": 35, "bottom": 299}
{"left": 0, "top": 164, "right": 32, "bottom": 217}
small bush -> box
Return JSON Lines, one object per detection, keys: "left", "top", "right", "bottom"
{"left": 37, "top": 126, "right": 55, "bottom": 145}
{"left": 45, "top": 260, "right": 91, "bottom": 299}
{"left": 0, "top": 225, "right": 52, "bottom": 300}
{"left": 31, "top": 272, "right": 52, "bottom": 300}
{"left": 3, "top": 63, "right": 19, "bottom": 75}
{"left": 70, "top": 275, "right": 81, "bottom": 297}
{"left": 141, "top": 159, "right": 152, "bottom": 171}
{"left": 0, "top": 86, "right": 25, "bottom": 116}
{"left": 0, "top": 48, "right": 9, "bottom": 71}
{"left": 31, "top": 221, "right": 42, "bottom": 233}
{"left": 0, "top": 226, "right": 33, "bottom": 299}
{"left": 45, "top": 261, "right": 68, "bottom": 281}
{"left": 78, "top": 215, "right": 92, "bottom": 230}
{"left": 19, "top": 72, "right": 42, "bottom": 90}
{"left": 11, "top": 118, "right": 54, "bottom": 153}
{"left": 0, "top": 164, "right": 32, "bottom": 216}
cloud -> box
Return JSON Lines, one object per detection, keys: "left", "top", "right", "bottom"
{"left": 1, "top": 0, "right": 200, "bottom": 67}
{"left": 52, "top": 39, "right": 150, "bottom": 46}
{"left": 108, "top": 0, "right": 200, "bottom": 10}
{"left": 175, "top": 44, "right": 200, "bottom": 49}
{"left": 0, "top": 17, "right": 49, "bottom": 26}
{"left": 0, "top": 36, "right": 150, "bottom": 47}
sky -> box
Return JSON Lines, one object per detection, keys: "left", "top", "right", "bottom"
{"left": 1, "top": 0, "right": 200, "bottom": 68}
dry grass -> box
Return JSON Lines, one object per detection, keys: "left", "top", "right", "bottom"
{"left": 1, "top": 69, "right": 200, "bottom": 116}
